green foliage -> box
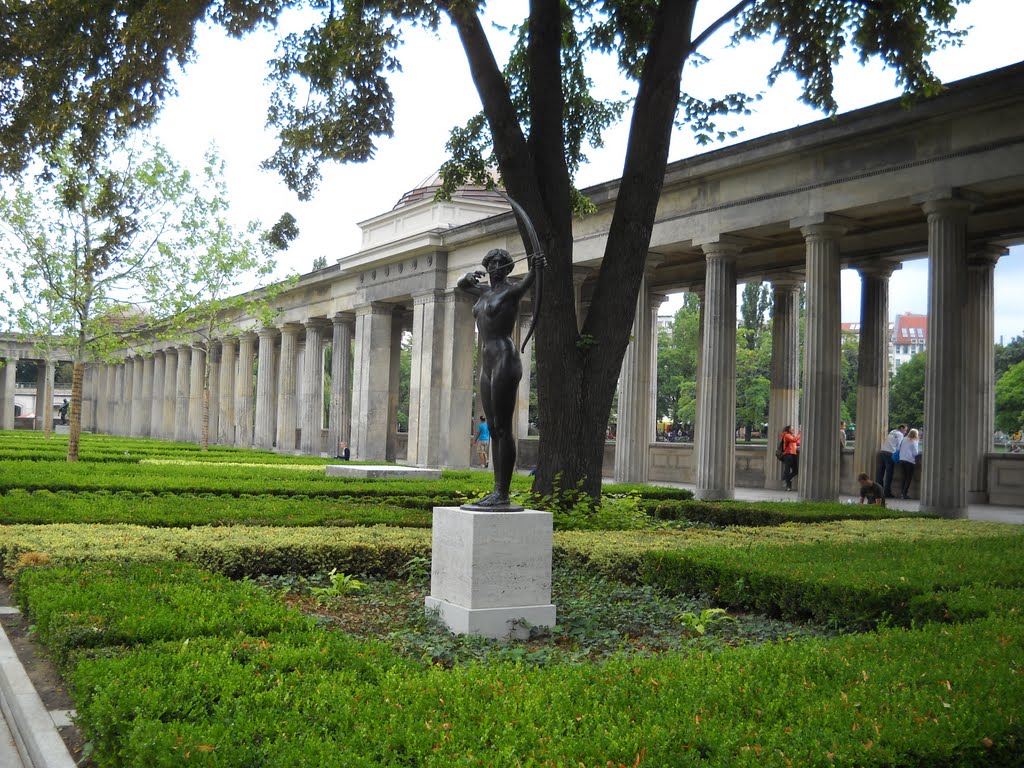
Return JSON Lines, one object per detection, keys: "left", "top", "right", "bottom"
{"left": 12, "top": 560, "right": 1023, "bottom": 767}
{"left": 674, "top": 606, "right": 735, "bottom": 635}
{"left": 642, "top": 532, "right": 1024, "bottom": 630}
{"left": 310, "top": 568, "right": 365, "bottom": 601}
{"left": 640, "top": 498, "right": 934, "bottom": 526}
{"left": 995, "top": 360, "right": 1024, "bottom": 434}
{"left": 14, "top": 561, "right": 313, "bottom": 664}
{"left": 995, "top": 334, "right": 1024, "bottom": 380}
{"left": 889, "top": 351, "right": 926, "bottom": 428}
{"left": 656, "top": 294, "right": 700, "bottom": 426}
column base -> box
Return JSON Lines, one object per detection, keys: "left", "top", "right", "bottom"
{"left": 966, "top": 490, "right": 988, "bottom": 505}
{"left": 920, "top": 503, "right": 968, "bottom": 519}
{"left": 427, "top": 506, "right": 556, "bottom": 640}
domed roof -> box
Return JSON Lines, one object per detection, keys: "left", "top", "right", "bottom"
{"left": 393, "top": 170, "right": 506, "bottom": 209}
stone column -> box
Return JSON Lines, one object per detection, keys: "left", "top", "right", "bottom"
{"left": 765, "top": 277, "right": 802, "bottom": 490}
{"left": 174, "top": 346, "right": 191, "bottom": 442}
{"left": 276, "top": 324, "right": 302, "bottom": 452}
{"left": 236, "top": 333, "right": 258, "bottom": 448}
{"left": 112, "top": 362, "right": 127, "bottom": 434}
{"left": 516, "top": 313, "right": 533, "bottom": 442}
{"left": 218, "top": 338, "right": 237, "bottom": 447}
{"left": 327, "top": 314, "right": 354, "bottom": 455}
{"left": 797, "top": 218, "right": 846, "bottom": 502}
{"left": 853, "top": 264, "right": 896, "bottom": 485}
{"left": 691, "top": 285, "right": 706, "bottom": 445}
{"left": 919, "top": 196, "right": 972, "bottom": 517}
{"left": 0, "top": 358, "right": 16, "bottom": 430}
{"left": 150, "top": 352, "right": 165, "bottom": 440}
{"left": 207, "top": 344, "right": 221, "bottom": 444}
{"left": 439, "top": 291, "right": 476, "bottom": 468}
{"left": 96, "top": 364, "right": 111, "bottom": 434}
{"left": 573, "top": 266, "right": 592, "bottom": 331}
{"left": 34, "top": 359, "right": 55, "bottom": 431}
{"left": 964, "top": 245, "right": 1004, "bottom": 504}
{"left": 254, "top": 328, "right": 279, "bottom": 450}
{"left": 300, "top": 320, "right": 327, "bottom": 455}
{"left": 129, "top": 355, "right": 144, "bottom": 437}
{"left": 613, "top": 258, "right": 663, "bottom": 483}
{"left": 695, "top": 241, "right": 739, "bottom": 500}
{"left": 408, "top": 291, "right": 447, "bottom": 466}
{"left": 161, "top": 349, "right": 177, "bottom": 440}
{"left": 140, "top": 354, "right": 154, "bottom": 437}
{"left": 386, "top": 310, "right": 407, "bottom": 462}
{"left": 188, "top": 346, "right": 205, "bottom": 443}
{"left": 351, "top": 302, "right": 393, "bottom": 462}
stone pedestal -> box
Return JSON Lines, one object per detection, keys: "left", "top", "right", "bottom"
{"left": 425, "top": 506, "right": 556, "bottom": 640}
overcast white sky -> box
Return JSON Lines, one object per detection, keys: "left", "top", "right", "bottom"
{"left": 151, "top": 0, "right": 1024, "bottom": 343}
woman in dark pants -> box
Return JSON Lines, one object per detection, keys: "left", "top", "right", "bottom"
{"left": 897, "top": 428, "right": 921, "bottom": 499}
{"left": 781, "top": 424, "right": 801, "bottom": 491}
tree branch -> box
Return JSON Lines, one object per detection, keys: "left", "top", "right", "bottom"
{"left": 688, "top": 0, "right": 754, "bottom": 56}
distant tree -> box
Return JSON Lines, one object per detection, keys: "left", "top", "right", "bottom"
{"left": 145, "top": 147, "right": 288, "bottom": 451}
{"left": 735, "top": 344, "right": 771, "bottom": 441}
{"left": 656, "top": 295, "right": 700, "bottom": 427}
{"left": 995, "top": 360, "right": 1024, "bottom": 435}
{"left": 312, "top": 255, "right": 328, "bottom": 271}
{"left": 739, "top": 282, "right": 772, "bottom": 350}
{"left": 889, "top": 352, "right": 926, "bottom": 430}
{"left": 840, "top": 332, "right": 859, "bottom": 424}
{"left": 995, "top": 334, "right": 1024, "bottom": 381}
{"left": 0, "top": 142, "right": 190, "bottom": 461}
{"left": 397, "top": 332, "right": 412, "bottom": 432}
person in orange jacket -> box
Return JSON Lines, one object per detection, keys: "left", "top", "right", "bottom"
{"left": 781, "top": 424, "right": 801, "bottom": 491}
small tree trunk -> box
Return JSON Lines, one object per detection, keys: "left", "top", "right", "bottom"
{"left": 67, "top": 362, "right": 84, "bottom": 462}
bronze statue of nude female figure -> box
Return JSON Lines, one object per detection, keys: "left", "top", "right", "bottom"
{"left": 458, "top": 247, "right": 545, "bottom": 509}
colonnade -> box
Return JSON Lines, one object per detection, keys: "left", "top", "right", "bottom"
{"left": 611, "top": 191, "right": 1003, "bottom": 517}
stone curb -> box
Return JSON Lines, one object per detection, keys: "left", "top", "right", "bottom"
{"left": 0, "top": 610, "right": 77, "bottom": 768}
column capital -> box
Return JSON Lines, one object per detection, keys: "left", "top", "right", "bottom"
{"left": 303, "top": 317, "right": 330, "bottom": 331}
{"left": 257, "top": 326, "right": 279, "bottom": 340}
{"left": 572, "top": 266, "right": 594, "bottom": 286}
{"left": 355, "top": 301, "right": 394, "bottom": 317}
{"left": 412, "top": 289, "right": 446, "bottom": 306}
{"left": 219, "top": 335, "right": 238, "bottom": 349}
{"left": 855, "top": 260, "right": 902, "bottom": 281}
{"left": 694, "top": 234, "right": 746, "bottom": 256}
{"left": 791, "top": 212, "right": 859, "bottom": 233}
{"left": 767, "top": 270, "right": 805, "bottom": 290}
{"left": 332, "top": 311, "right": 356, "bottom": 326}
{"left": 967, "top": 243, "right": 1008, "bottom": 269}
{"left": 279, "top": 322, "right": 304, "bottom": 336}
{"left": 912, "top": 187, "right": 983, "bottom": 212}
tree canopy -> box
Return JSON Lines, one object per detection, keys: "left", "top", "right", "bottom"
{"left": 0, "top": 0, "right": 969, "bottom": 497}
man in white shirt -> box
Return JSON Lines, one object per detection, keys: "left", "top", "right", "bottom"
{"left": 875, "top": 424, "right": 908, "bottom": 498}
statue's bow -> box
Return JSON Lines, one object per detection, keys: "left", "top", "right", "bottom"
{"left": 498, "top": 191, "right": 543, "bottom": 354}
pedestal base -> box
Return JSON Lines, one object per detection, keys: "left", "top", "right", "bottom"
{"left": 426, "top": 506, "right": 556, "bottom": 640}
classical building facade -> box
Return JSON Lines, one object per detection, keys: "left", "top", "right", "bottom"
{"left": 3, "top": 64, "right": 1023, "bottom": 514}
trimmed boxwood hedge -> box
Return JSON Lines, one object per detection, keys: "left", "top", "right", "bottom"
{"left": 13, "top": 562, "right": 1024, "bottom": 767}
{"left": 640, "top": 498, "right": 936, "bottom": 525}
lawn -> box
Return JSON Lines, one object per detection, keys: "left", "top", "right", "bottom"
{"left": 1, "top": 431, "right": 1022, "bottom": 766}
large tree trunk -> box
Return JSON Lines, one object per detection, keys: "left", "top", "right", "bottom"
{"left": 450, "top": 0, "right": 696, "bottom": 501}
